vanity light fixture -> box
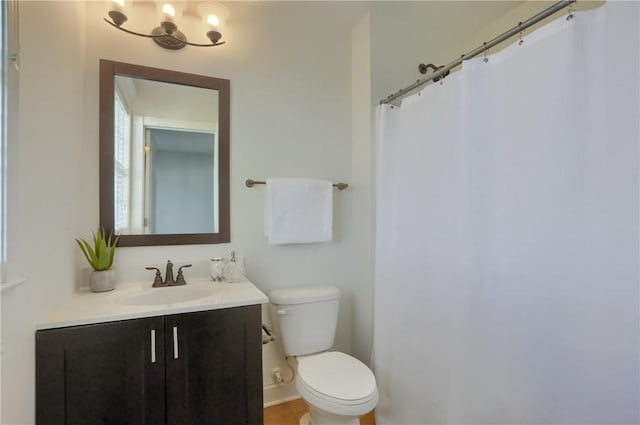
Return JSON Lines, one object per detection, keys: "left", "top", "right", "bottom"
{"left": 104, "top": 0, "right": 228, "bottom": 50}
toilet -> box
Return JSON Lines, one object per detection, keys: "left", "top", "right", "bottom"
{"left": 269, "top": 286, "right": 378, "bottom": 425}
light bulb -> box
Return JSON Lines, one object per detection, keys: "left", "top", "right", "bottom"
{"left": 156, "top": 2, "right": 184, "bottom": 23}
{"left": 111, "top": 0, "right": 125, "bottom": 12}
{"left": 198, "top": 2, "right": 229, "bottom": 30}
{"left": 206, "top": 14, "right": 220, "bottom": 27}
{"left": 162, "top": 3, "right": 175, "bottom": 18}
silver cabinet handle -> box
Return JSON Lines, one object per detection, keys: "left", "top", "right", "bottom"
{"left": 150, "top": 330, "right": 156, "bottom": 363}
{"left": 172, "top": 326, "right": 179, "bottom": 359}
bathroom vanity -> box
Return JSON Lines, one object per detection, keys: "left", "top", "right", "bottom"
{"left": 35, "top": 279, "right": 267, "bottom": 425}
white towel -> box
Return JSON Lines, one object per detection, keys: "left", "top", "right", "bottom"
{"left": 264, "top": 178, "right": 333, "bottom": 245}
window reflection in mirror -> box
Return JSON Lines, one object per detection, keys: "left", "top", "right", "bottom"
{"left": 99, "top": 60, "right": 230, "bottom": 246}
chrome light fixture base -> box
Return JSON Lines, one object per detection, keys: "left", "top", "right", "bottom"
{"left": 152, "top": 22, "right": 187, "bottom": 50}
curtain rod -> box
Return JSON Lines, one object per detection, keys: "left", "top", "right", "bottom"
{"left": 380, "top": 0, "right": 576, "bottom": 106}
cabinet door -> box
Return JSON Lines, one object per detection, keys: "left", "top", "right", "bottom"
{"left": 36, "top": 317, "right": 166, "bottom": 425}
{"left": 165, "top": 305, "right": 263, "bottom": 425}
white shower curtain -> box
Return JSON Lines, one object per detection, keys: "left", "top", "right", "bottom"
{"left": 373, "top": 3, "right": 639, "bottom": 424}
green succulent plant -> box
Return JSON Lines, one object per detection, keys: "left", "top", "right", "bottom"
{"left": 75, "top": 229, "right": 120, "bottom": 271}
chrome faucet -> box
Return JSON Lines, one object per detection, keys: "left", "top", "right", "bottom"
{"left": 146, "top": 260, "right": 192, "bottom": 287}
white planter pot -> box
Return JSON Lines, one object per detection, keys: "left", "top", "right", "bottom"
{"left": 90, "top": 269, "right": 116, "bottom": 292}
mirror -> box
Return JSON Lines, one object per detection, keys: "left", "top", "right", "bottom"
{"left": 100, "top": 60, "right": 230, "bottom": 246}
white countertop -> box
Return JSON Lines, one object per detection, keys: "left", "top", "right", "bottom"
{"left": 37, "top": 278, "right": 268, "bottom": 330}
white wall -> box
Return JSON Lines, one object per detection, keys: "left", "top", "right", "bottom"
{"left": 1, "top": 1, "right": 87, "bottom": 423}
{"left": 350, "top": 12, "right": 374, "bottom": 364}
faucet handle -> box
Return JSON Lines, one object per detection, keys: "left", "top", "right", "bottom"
{"left": 175, "top": 264, "right": 192, "bottom": 286}
{"left": 145, "top": 267, "right": 165, "bottom": 287}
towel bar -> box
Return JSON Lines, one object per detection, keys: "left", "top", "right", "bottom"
{"left": 245, "top": 179, "right": 348, "bottom": 191}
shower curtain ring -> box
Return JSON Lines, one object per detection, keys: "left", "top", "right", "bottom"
{"left": 566, "top": 4, "right": 574, "bottom": 21}
{"left": 483, "top": 42, "right": 489, "bottom": 63}
{"left": 518, "top": 22, "right": 524, "bottom": 46}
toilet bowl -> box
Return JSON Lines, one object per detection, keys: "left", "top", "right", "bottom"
{"left": 296, "top": 352, "right": 378, "bottom": 425}
{"left": 268, "top": 286, "right": 379, "bottom": 425}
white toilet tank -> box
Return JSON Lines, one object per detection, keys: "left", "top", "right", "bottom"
{"left": 269, "top": 286, "right": 340, "bottom": 356}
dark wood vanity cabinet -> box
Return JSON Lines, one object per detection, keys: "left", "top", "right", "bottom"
{"left": 36, "top": 305, "right": 263, "bottom": 425}
{"left": 36, "top": 317, "right": 166, "bottom": 425}
{"left": 164, "top": 307, "right": 263, "bottom": 425}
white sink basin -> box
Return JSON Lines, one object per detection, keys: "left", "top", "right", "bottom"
{"left": 120, "top": 286, "right": 214, "bottom": 306}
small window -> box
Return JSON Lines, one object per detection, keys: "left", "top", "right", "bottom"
{"left": 114, "top": 88, "right": 131, "bottom": 234}
{"left": 0, "top": 0, "right": 9, "bottom": 283}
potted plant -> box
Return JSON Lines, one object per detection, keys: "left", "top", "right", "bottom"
{"left": 76, "top": 228, "right": 120, "bottom": 292}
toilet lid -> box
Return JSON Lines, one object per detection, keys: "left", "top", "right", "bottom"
{"left": 297, "top": 352, "right": 377, "bottom": 403}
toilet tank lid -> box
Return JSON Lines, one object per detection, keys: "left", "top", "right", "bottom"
{"left": 269, "top": 286, "right": 340, "bottom": 305}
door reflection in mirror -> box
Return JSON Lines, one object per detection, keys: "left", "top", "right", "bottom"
{"left": 146, "top": 128, "right": 217, "bottom": 234}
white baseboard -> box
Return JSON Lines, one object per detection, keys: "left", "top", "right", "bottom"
{"left": 263, "top": 382, "right": 301, "bottom": 407}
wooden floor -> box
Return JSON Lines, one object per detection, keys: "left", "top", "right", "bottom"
{"left": 264, "top": 398, "right": 375, "bottom": 425}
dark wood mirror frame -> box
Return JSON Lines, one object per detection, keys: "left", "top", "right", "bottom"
{"left": 99, "top": 59, "right": 230, "bottom": 246}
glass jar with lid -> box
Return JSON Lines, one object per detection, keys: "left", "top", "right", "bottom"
{"left": 209, "top": 257, "right": 227, "bottom": 281}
